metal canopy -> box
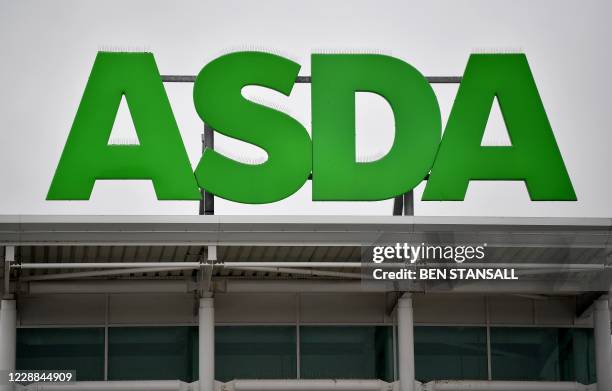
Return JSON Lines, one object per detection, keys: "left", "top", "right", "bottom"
{"left": 0, "top": 215, "right": 610, "bottom": 246}
{"left": 1, "top": 215, "right": 611, "bottom": 294}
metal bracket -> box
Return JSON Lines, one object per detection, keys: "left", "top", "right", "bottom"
{"left": 4, "top": 246, "right": 15, "bottom": 299}
{"left": 198, "top": 245, "right": 217, "bottom": 298}
{"left": 576, "top": 291, "right": 608, "bottom": 319}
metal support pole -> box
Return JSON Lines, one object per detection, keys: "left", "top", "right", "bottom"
{"left": 199, "top": 298, "right": 215, "bottom": 391}
{"left": 397, "top": 294, "right": 415, "bottom": 391}
{"left": 201, "top": 125, "right": 214, "bottom": 216}
{"left": 199, "top": 133, "right": 205, "bottom": 216}
{"left": 594, "top": 297, "right": 612, "bottom": 391}
{"left": 0, "top": 300, "right": 17, "bottom": 391}
{"left": 402, "top": 191, "right": 414, "bottom": 216}
{"left": 393, "top": 196, "right": 403, "bottom": 216}
{"left": 393, "top": 192, "right": 413, "bottom": 216}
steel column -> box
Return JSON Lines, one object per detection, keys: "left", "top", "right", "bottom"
{"left": 201, "top": 125, "right": 214, "bottom": 215}
{"left": 393, "top": 196, "right": 403, "bottom": 215}
{"left": 402, "top": 191, "right": 414, "bottom": 216}
{"left": 0, "top": 300, "right": 16, "bottom": 391}
{"left": 593, "top": 297, "right": 612, "bottom": 391}
{"left": 397, "top": 294, "right": 415, "bottom": 391}
{"left": 199, "top": 298, "right": 215, "bottom": 391}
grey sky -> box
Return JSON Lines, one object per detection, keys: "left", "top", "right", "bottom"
{"left": 0, "top": 0, "right": 610, "bottom": 216}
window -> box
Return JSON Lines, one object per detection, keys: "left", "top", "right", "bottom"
{"left": 17, "top": 328, "right": 104, "bottom": 381}
{"left": 16, "top": 325, "right": 595, "bottom": 385}
{"left": 108, "top": 327, "right": 197, "bottom": 381}
{"left": 414, "top": 326, "right": 487, "bottom": 382}
{"left": 215, "top": 326, "right": 297, "bottom": 381}
{"left": 490, "top": 327, "right": 595, "bottom": 384}
{"left": 299, "top": 326, "right": 393, "bottom": 381}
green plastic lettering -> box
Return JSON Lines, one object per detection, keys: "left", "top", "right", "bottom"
{"left": 47, "top": 52, "right": 200, "bottom": 200}
{"left": 311, "top": 54, "right": 441, "bottom": 200}
{"left": 423, "top": 54, "right": 576, "bottom": 201}
{"left": 193, "top": 52, "right": 312, "bottom": 204}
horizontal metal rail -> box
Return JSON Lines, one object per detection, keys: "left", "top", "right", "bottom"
{"left": 14, "top": 262, "right": 200, "bottom": 269}
{"left": 18, "top": 266, "right": 362, "bottom": 282}
{"left": 12, "top": 261, "right": 609, "bottom": 270}
{"left": 18, "top": 379, "right": 595, "bottom": 391}
{"left": 160, "top": 75, "right": 462, "bottom": 84}
{"left": 224, "top": 266, "right": 362, "bottom": 279}
{"left": 19, "top": 267, "right": 196, "bottom": 282}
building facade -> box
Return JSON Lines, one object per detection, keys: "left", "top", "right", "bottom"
{"left": 0, "top": 216, "right": 610, "bottom": 391}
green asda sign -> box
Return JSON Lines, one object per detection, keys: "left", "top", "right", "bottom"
{"left": 47, "top": 51, "right": 576, "bottom": 204}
